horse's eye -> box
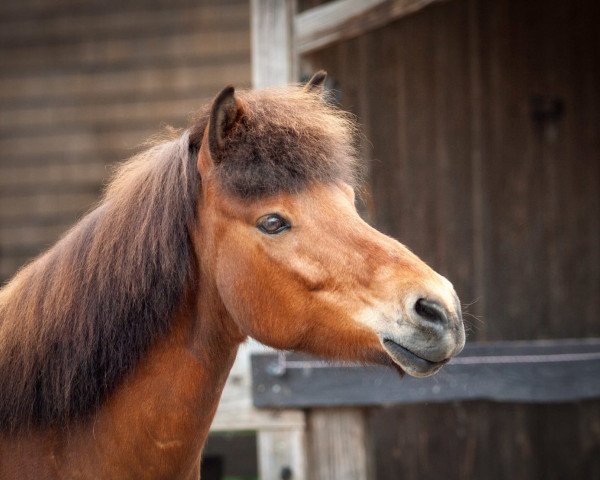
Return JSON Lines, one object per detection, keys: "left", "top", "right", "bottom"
{"left": 257, "top": 214, "right": 290, "bottom": 235}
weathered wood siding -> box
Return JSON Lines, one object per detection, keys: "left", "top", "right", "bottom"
{"left": 303, "top": 0, "right": 600, "bottom": 478}
{"left": 0, "top": 0, "right": 251, "bottom": 282}
{"left": 304, "top": 0, "right": 599, "bottom": 342}
{"left": 370, "top": 401, "right": 600, "bottom": 480}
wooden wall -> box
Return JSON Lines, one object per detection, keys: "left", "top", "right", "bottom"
{"left": 0, "top": 0, "right": 251, "bottom": 282}
{"left": 370, "top": 401, "right": 600, "bottom": 480}
{"left": 303, "top": 0, "right": 600, "bottom": 478}
{"left": 304, "top": 0, "right": 599, "bottom": 342}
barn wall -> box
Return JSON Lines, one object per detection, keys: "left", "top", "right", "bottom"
{"left": 304, "top": 0, "right": 600, "bottom": 342}
{"left": 370, "top": 401, "right": 600, "bottom": 480}
{"left": 303, "top": 0, "right": 600, "bottom": 478}
{"left": 0, "top": 0, "right": 251, "bottom": 282}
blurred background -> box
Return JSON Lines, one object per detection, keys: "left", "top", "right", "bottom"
{"left": 0, "top": 0, "right": 598, "bottom": 479}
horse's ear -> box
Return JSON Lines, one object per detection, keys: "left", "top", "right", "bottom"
{"left": 304, "top": 70, "right": 327, "bottom": 94}
{"left": 206, "top": 85, "right": 243, "bottom": 165}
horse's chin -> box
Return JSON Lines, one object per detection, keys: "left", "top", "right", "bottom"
{"left": 380, "top": 338, "right": 448, "bottom": 378}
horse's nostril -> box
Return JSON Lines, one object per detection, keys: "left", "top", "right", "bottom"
{"left": 414, "top": 298, "right": 448, "bottom": 325}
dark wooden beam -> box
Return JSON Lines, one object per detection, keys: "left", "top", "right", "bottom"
{"left": 252, "top": 339, "right": 600, "bottom": 408}
{"left": 295, "top": 0, "right": 448, "bottom": 54}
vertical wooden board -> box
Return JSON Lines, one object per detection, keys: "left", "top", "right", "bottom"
{"left": 251, "top": 0, "right": 297, "bottom": 87}
{"left": 368, "top": 1, "right": 476, "bottom": 333}
{"left": 307, "top": 408, "right": 373, "bottom": 480}
{"left": 479, "top": 0, "right": 558, "bottom": 339}
{"left": 372, "top": 401, "right": 600, "bottom": 480}
{"left": 479, "top": 0, "right": 600, "bottom": 339}
{"left": 362, "top": 25, "right": 402, "bottom": 238}
{"left": 429, "top": 0, "right": 476, "bottom": 325}
{"left": 258, "top": 428, "right": 307, "bottom": 480}
{"left": 531, "top": 0, "right": 571, "bottom": 338}
{"left": 534, "top": 402, "right": 599, "bottom": 480}
{"left": 575, "top": 401, "right": 600, "bottom": 478}
{"left": 390, "top": 11, "right": 439, "bottom": 262}
{"left": 466, "top": 0, "right": 488, "bottom": 331}
{"left": 539, "top": 0, "right": 600, "bottom": 337}
{"left": 477, "top": 0, "right": 546, "bottom": 340}
{"left": 302, "top": 33, "right": 373, "bottom": 219}
{"left": 329, "top": 36, "right": 374, "bottom": 217}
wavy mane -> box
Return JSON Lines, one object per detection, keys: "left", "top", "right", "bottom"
{"left": 0, "top": 86, "right": 359, "bottom": 431}
{"left": 0, "top": 132, "right": 200, "bottom": 431}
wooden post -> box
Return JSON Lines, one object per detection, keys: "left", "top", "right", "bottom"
{"left": 250, "top": 2, "right": 304, "bottom": 478}
{"left": 307, "top": 408, "right": 373, "bottom": 480}
{"left": 251, "top": 0, "right": 298, "bottom": 88}
{"left": 258, "top": 428, "right": 307, "bottom": 480}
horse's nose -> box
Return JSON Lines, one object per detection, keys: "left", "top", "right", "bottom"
{"left": 413, "top": 298, "right": 450, "bottom": 326}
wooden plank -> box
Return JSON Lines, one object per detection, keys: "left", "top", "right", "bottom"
{"left": 252, "top": 339, "right": 600, "bottom": 407}
{"left": 467, "top": 0, "right": 487, "bottom": 327}
{"left": 212, "top": 340, "right": 305, "bottom": 432}
{"left": 0, "top": 0, "right": 241, "bottom": 18}
{"left": 0, "top": 223, "right": 72, "bottom": 250}
{"left": 0, "top": 162, "right": 108, "bottom": 188}
{"left": 296, "top": 0, "right": 385, "bottom": 54}
{"left": 307, "top": 408, "right": 373, "bottom": 480}
{"left": 251, "top": 0, "right": 297, "bottom": 87}
{"left": 0, "top": 86, "right": 247, "bottom": 114}
{"left": 0, "top": 192, "right": 98, "bottom": 219}
{"left": 295, "top": 0, "right": 447, "bottom": 54}
{"left": 477, "top": 0, "right": 600, "bottom": 340}
{"left": 1, "top": 256, "right": 35, "bottom": 283}
{"left": 258, "top": 428, "right": 307, "bottom": 480}
{"left": 0, "top": 99, "right": 195, "bottom": 136}
{"left": 372, "top": 401, "right": 600, "bottom": 479}
{"left": 0, "top": 129, "right": 153, "bottom": 158}
{"left": 0, "top": 62, "right": 249, "bottom": 103}
{"left": 0, "top": 32, "right": 250, "bottom": 73}
{"left": 0, "top": 5, "right": 247, "bottom": 48}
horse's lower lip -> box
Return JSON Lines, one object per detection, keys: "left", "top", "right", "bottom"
{"left": 382, "top": 338, "right": 448, "bottom": 376}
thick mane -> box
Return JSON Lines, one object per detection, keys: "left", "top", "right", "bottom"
{"left": 0, "top": 85, "right": 359, "bottom": 431}
{"left": 0, "top": 133, "right": 199, "bottom": 431}
{"left": 190, "top": 86, "right": 361, "bottom": 198}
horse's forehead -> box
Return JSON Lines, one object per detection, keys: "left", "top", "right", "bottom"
{"left": 211, "top": 182, "right": 348, "bottom": 218}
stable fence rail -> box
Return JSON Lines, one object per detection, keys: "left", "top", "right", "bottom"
{"left": 248, "top": 338, "right": 600, "bottom": 480}
{"left": 251, "top": 338, "right": 600, "bottom": 407}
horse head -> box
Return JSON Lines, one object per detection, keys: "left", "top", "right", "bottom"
{"left": 193, "top": 73, "right": 465, "bottom": 377}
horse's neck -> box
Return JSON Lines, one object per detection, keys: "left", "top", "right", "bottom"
{"left": 6, "top": 300, "right": 242, "bottom": 479}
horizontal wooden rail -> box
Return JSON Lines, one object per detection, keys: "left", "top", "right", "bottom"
{"left": 251, "top": 338, "right": 600, "bottom": 407}
{"left": 295, "top": 0, "right": 447, "bottom": 54}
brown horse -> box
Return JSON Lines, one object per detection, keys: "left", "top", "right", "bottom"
{"left": 0, "top": 73, "right": 464, "bottom": 479}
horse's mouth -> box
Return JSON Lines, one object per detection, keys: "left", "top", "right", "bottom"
{"left": 381, "top": 338, "right": 449, "bottom": 377}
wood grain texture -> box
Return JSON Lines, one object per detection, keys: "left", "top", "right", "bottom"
{"left": 0, "top": 0, "right": 251, "bottom": 283}
{"left": 252, "top": 341, "right": 600, "bottom": 407}
{"left": 371, "top": 401, "right": 600, "bottom": 480}
{"left": 303, "top": 0, "right": 599, "bottom": 342}
{"left": 251, "top": 0, "right": 297, "bottom": 87}
{"left": 258, "top": 428, "right": 307, "bottom": 480}
{"left": 307, "top": 409, "right": 373, "bottom": 480}
{"left": 297, "top": 0, "right": 599, "bottom": 478}
{"left": 296, "top": 0, "right": 448, "bottom": 54}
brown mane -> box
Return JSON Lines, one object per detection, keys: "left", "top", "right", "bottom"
{"left": 190, "top": 86, "right": 361, "bottom": 197}
{"left": 0, "top": 86, "right": 359, "bottom": 431}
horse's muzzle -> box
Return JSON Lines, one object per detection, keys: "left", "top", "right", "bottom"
{"left": 379, "top": 292, "right": 465, "bottom": 377}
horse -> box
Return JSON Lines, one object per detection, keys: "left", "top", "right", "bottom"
{"left": 0, "top": 72, "right": 465, "bottom": 479}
